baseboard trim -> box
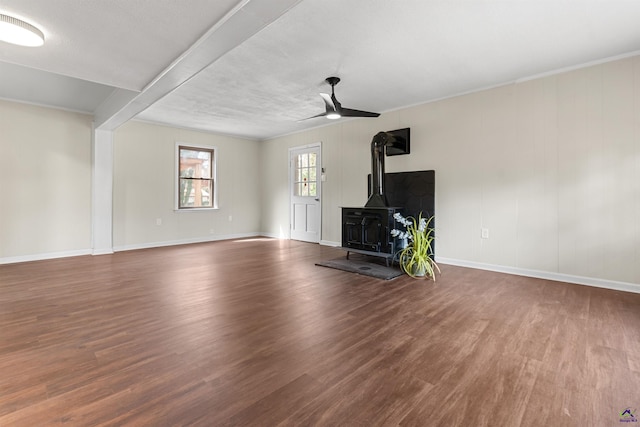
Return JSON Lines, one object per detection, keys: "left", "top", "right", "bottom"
{"left": 0, "top": 249, "right": 93, "bottom": 265}
{"left": 258, "top": 235, "right": 340, "bottom": 247}
{"left": 92, "top": 249, "right": 114, "bottom": 256}
{"left": 113, "top": 232, "right": 263, "bottom": 252}
{"left": 436, "top": 257, "right": 640, "bottom": 295}
{"left": 257, "top": 236, "right": 340, "bottom": 247}
{"left": 259, "top": 232, "right": 286, "bottom": 240}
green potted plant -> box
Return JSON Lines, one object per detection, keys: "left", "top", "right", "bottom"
{"left": 391, "top": 212, "right": 440, "bottom": 280}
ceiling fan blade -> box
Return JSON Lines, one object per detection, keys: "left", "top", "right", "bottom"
{"left": 298, "top": 92, "right": 336, "bottom": 121}
{"left": 339, "top": 108, "right": 380, "bottom": 118}
{"left": 320, "top": 93, "right": 337, "bottom": 112}
{"left": 297, "top": 111, "right": 328, "bottom": 121}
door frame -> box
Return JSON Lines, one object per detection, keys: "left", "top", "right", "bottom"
{"left": 288, "top": 142, "right": 322, "bottom": 242}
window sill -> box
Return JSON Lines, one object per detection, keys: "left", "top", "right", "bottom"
{"left": 174, "top": 207, "right": 219, "bottom": 212}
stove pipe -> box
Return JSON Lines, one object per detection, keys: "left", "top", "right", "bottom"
{"left": 365, "top": 131, "right": 395, "bottom": 207}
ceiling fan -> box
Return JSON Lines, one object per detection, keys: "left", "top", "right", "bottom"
{"left": 301, "top": 77, "right": 380, "bottom": 121}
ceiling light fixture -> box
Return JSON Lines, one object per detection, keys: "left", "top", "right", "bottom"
{"left": 0, "top": 13, "right": 44, "bottom": 47}
{"left": 326, "top": 112, "right": 341, "bottom": 120}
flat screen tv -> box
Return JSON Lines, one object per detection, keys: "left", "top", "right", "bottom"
{"left": 385, "top": 128, "right": 410, "bottom": 156}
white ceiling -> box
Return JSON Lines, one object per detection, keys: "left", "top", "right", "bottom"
{"left": 2, "top": 0, "right": 640, "bottom": 140}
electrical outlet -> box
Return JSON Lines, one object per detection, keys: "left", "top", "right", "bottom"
{"left": 228, "top": 215, "right": 233, "bottom": 222}
{"left": 209, "top": 229, "right": 215, "bottom": 234}
{"left": 481, "top": 228, "right": 489, "bottom": 239}
{"left": 156, "top": 218, "right": 162, "bottom": 226}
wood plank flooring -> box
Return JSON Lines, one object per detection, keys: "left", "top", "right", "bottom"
{"left": 1, "top": 238, "right": 639, "bottom": 426}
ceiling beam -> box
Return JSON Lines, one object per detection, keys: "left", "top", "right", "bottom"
{"left": 93, "top": 0, "right": 303, "bottom": 131}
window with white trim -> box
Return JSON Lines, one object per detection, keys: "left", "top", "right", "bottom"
{"left": 177, "top": 145, "right": 216, "bottom": 209}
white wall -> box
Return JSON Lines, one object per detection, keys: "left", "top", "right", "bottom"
{"left": 2, "top": 55, "right": 638, "bottom": 291}
{"left": 261, "top": 56, "right": 640, "bottom": 288}
{"left": 113, "top": 121, "right": 261, "bottom": 250}
{"left": 0, "top": 100, "right": 93, "bottom": 262}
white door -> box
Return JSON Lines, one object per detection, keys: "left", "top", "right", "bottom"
{"left": 290, "top": 144, "right": 321, "bottom": 243}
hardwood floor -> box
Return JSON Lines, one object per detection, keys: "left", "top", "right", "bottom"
{"left": 1, "top": 238, "right": 639, "bottom": 426}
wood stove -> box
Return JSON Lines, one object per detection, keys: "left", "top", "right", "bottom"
{"left": 341, "top": 206, "right": 403, "bottom": 259}
{"left": 341, "top": 131, "right": 435, "bottom": 264}
{"left": 341, "top": 132, "right": 404, "bottom": 263}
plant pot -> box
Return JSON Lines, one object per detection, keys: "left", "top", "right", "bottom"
{"left": 412, "top": 264, "right": 427, "bottom": 277}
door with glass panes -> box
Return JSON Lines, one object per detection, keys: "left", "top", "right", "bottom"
{"left": 290, "top": 144, "right": 321, "bottom": 243}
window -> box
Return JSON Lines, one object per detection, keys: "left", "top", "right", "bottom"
{"left": 293, "top": 152, "right": 317, "bottom": 197}
{"left": 177, "top": 145, "right": 216, "bottom": 209}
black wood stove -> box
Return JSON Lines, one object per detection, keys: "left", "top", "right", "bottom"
{"left": 341, "top": 132, "right": 403, "bottom": 263}
{"left": 341, "top": 131, "right": 435, "bottom": 264}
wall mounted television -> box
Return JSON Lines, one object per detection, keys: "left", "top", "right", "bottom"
{"left": 385, "top": 127, "right": 410, "bottom": 156}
